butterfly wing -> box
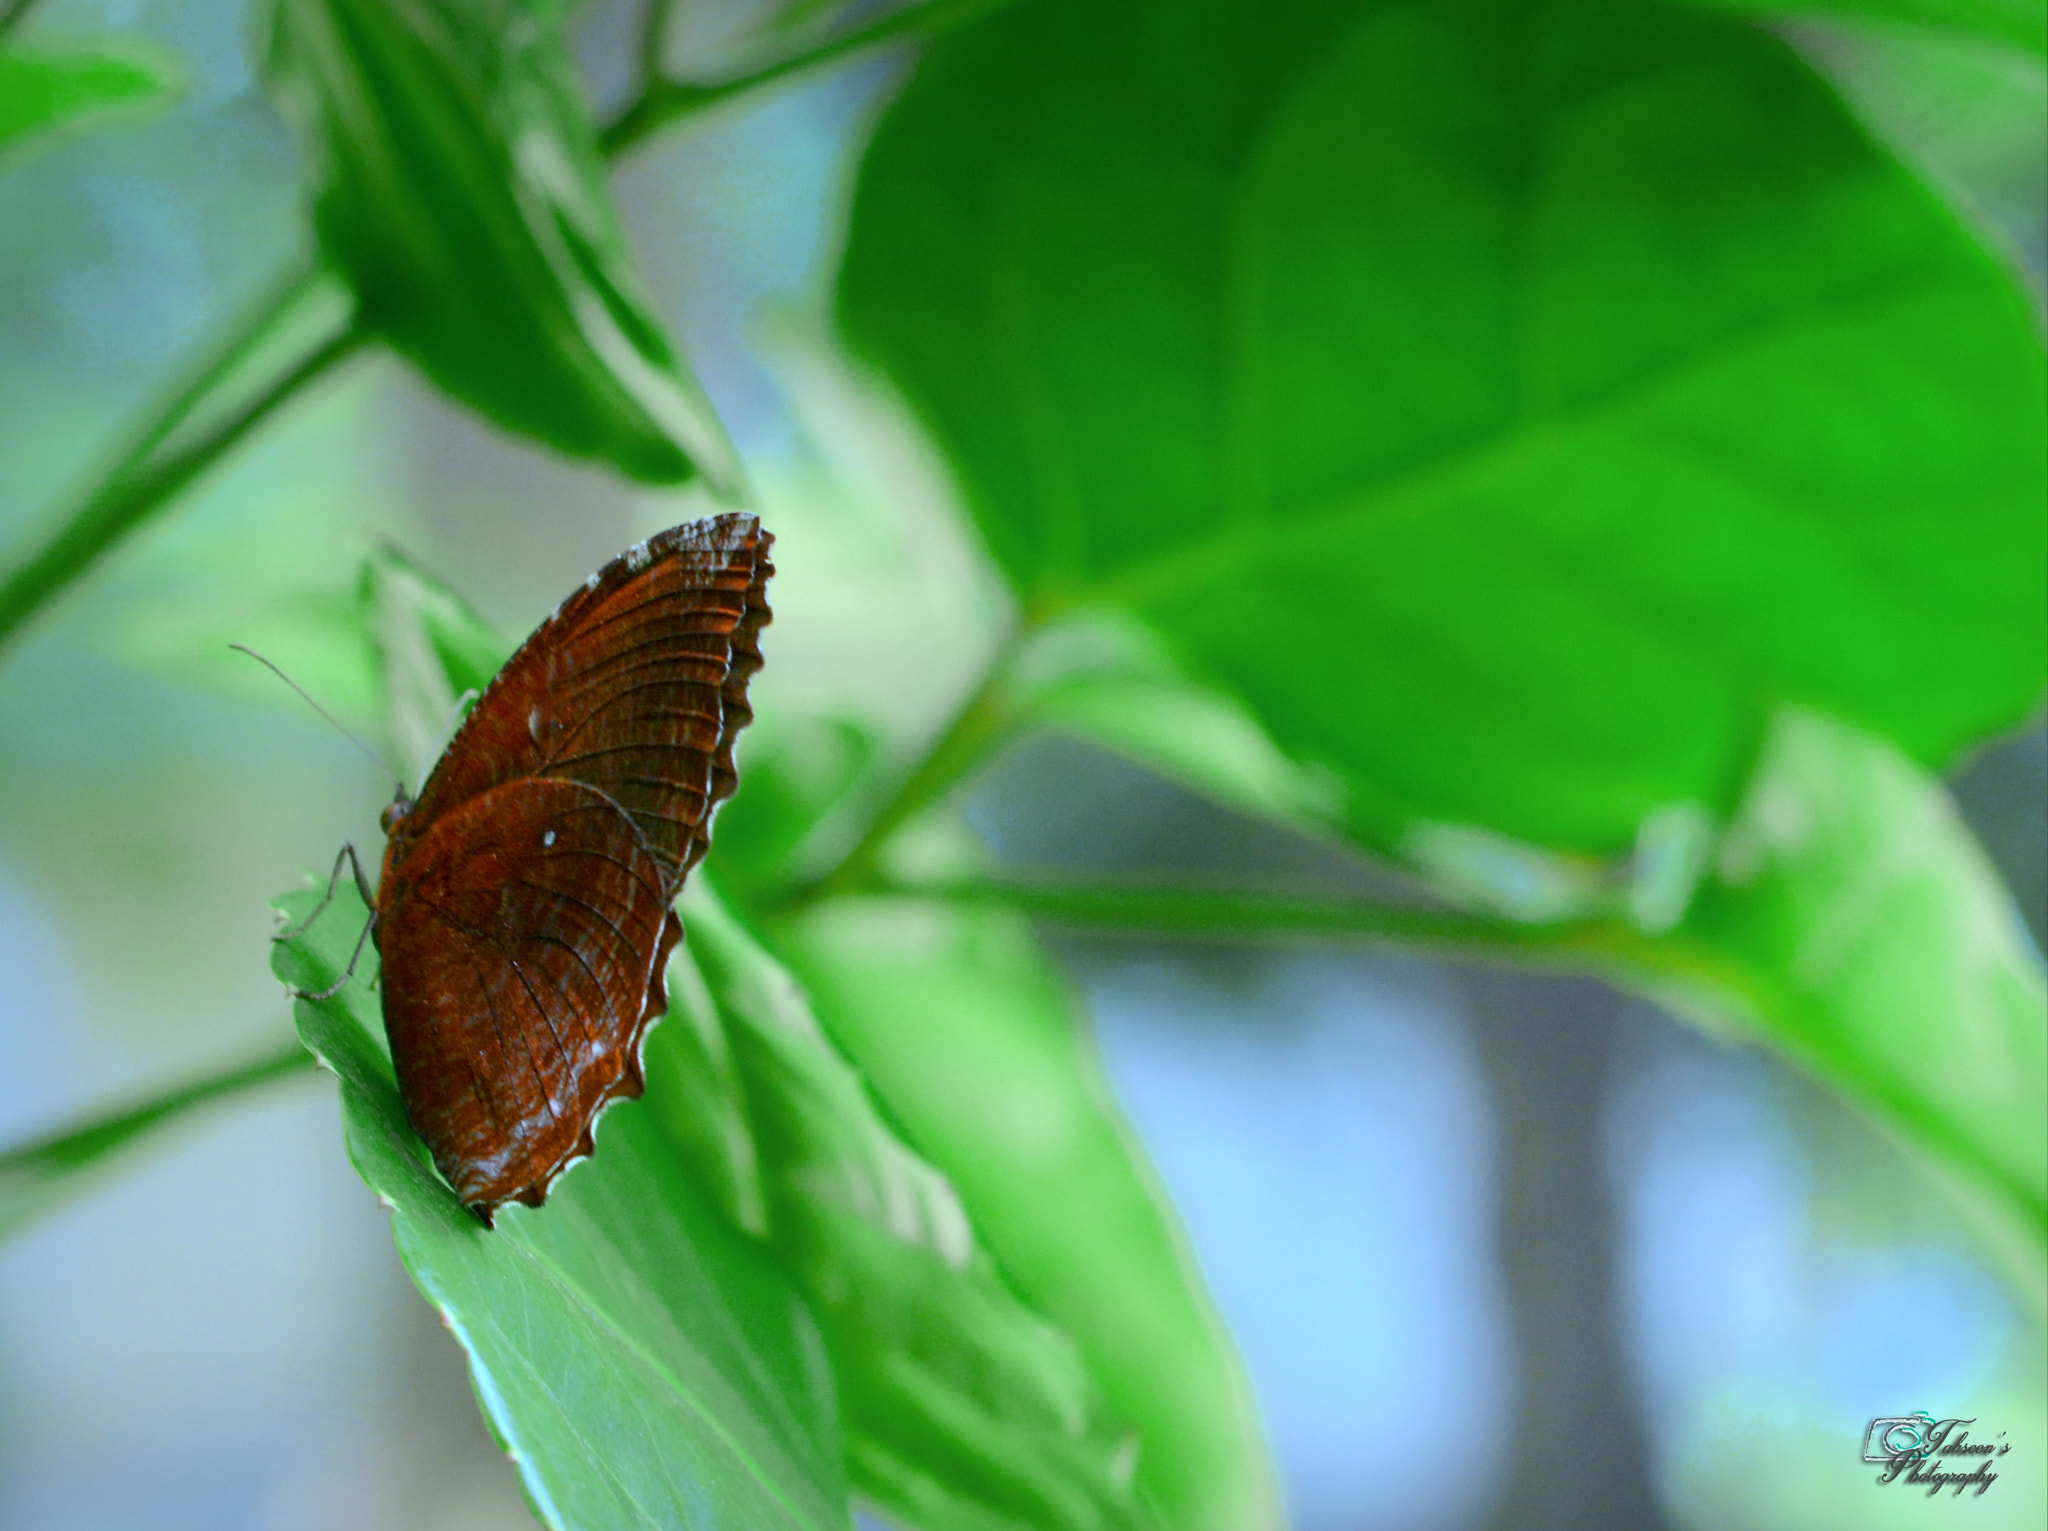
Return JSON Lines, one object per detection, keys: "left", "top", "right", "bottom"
{"left": 391, "top": 511, "right": 773, "bottom": 888}
{"left": 374, "top": 513, "right": 772, "bottom": 1215}
{"left": 378, "top": 778, "right": 681, "bottom": 1214}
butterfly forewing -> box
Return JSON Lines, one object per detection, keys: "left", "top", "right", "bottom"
{"left": 538, "top": 540, "right": 759, "bottom": 880}
{"left": 374, "top": 513, "right": 772, "bottom": 1216}
{"left": 394, "top": 515, "right": 770, "bottom": 873}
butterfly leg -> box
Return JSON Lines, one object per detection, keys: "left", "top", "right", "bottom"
{"left": 285, "top": 905, "right": 378, "bottom": 1001}
{"left": 274, "top": 843, "right": 375, "bottom": 943}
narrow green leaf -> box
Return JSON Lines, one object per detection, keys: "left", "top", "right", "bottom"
{"left": 772, "top": 894, "right": 1282, "bottom": 1531}
{"left": 839, "top": 0, "right": 2046, "bottom": 856}
{"left": 0, "top": 43, "right": 177, "bottom": 160}
{"left": 264, "top": 0, "right": 736, "bottom": 487}
{"left": 0, "top": 1043, "right": 314, "bottom": 1243}
{"left": 676, "top": 883, "right": 1153, "bottom": 1531}
{"left": 272, "top": 879, "right": 851, "bottom": 1531}
{"left": 1655, "top": 707, "right": 2048, "bottom": 1294}
{"left": 356, "top": 540, "right": 513, "bottom": 788}
{"left": 1682, "top": 0, "right": 2047, "bottom": 58}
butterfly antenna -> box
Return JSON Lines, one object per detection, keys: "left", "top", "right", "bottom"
{"left": 229, "top": 644, "right": 404, "bottom": 794}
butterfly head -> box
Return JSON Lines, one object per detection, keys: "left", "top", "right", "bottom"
{"left": 380, "top": 788, "right": 414, "bottom": 837}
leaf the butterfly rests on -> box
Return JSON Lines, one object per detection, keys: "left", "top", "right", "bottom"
{"left": 369, "top": 513, "right": 772, "bottom": 1219}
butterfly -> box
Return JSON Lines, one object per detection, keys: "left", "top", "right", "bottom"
{"left": 289, "top": 513, "right": 772, "bottom": 1221}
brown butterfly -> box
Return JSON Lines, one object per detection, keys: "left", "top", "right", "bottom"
{"left": 289, "top": 513, "right": 772, "bottom": 1221}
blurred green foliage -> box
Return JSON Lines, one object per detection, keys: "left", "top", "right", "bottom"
{"left": 1689, "top": 0, "right": 2046, "bottom": 57}
{"left": 0, "top": 41, "right": 177, "bottom": 160}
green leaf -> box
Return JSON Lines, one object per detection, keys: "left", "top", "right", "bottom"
{"left": 263, "top": 0, "right": 736, "bottom": 487}
{"left": 0, "top": 43, "right": 177, "bottom": 160}
{"left": 1682, "top": 0, "right": 2047, "bottom": 58}
{"left": 271, "top": 879, "right": 851, "bottom": 1531}
{"left": 837, "top": 0, "right": 2045, "bottom": 1295}
{"left": 772, "top": 894, "right": 1282, "bottom": 1531}
{"left": 336, "top": 546, "right": 1148, "bottom": 1527}
{"left": 674, "top": 883, "right": 1154, "bottom": 1531}
{"left": 839, "top": 0, "right": 2046, "bottom": 857}
{"left": 1651, "top": 707, "right": 2048, "bottom": 1294}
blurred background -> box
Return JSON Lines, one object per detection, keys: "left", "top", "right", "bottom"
{"left": 0, "top": 1, "right": 2042, "bottom": 1528}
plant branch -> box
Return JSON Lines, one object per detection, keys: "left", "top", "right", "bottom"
{"left": 0, "top": 262, "right": 363, "bottom": 650}
{"left": 600, "top": 0, "right": 1019, "bottom": 157}
{"left": 0, "top": 0, "right": 1038, "bottom": 1229}
{"left": 0, "top": 1037, "right": 317, "bottom": 1242}
{"left": 887, "top": 872, "right": 1676, "bottom": 962}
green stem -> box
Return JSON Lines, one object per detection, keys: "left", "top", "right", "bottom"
{"left": 0, "top": 262, "right": 363, "bottom": 649}
{"left": 0, "top": 0, "right": 1013, "bottom": 654}
{"left": 600, "top": 0, "right": 1020, "bottom": 157}
{"left": 0, "top": 0, "right": 51, "bottom": 41}
{"left": 889, "top": 871, "right": 1673, "bottom": 966}
{"left": 0, "top": 1037, "right": 317, "bottom": 1242}
{"left": 638, "top": 0, "right": 681, "bottom": 84}
{"left": 795, "top": 629, "right": 1032, "bottom": 904}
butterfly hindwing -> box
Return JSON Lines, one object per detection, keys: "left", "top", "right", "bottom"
{"left": 378, "top": 778, "right": 680, "bottom": 1213}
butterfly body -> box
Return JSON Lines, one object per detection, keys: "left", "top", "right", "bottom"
{"left": 371, "top": 513, "right": 772, "bottom": 1219}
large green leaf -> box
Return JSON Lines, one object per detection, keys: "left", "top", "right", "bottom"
{"left": 838, "top": 0, "right": 2046, "bottom": 857}
{"left": 264, "top": 0, "right": 735, "bottom": 486}
{"left": 773, "top": 895, "right": 1282, "bottom": 1531}
{"left": 272, "top": 879, "right": 851, "bottom": 1531}
{"left": 1683, "top": 0, "right": 2047, "bottom": 57}
{"left": 836, "top": 0, "right": 2046, "bottom": 1289}
{"left": 0, "top": 43, "right": 177, "bottom": 160}
{"left": 675, "top": 883, "right": 1152, "bottom": 1531}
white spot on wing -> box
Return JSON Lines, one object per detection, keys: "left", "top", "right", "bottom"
{"left": 543, "top": 830, "right": 556, "bottom": 847}
{"left": 528, "top": 706, "right": 543, "bottom": 741}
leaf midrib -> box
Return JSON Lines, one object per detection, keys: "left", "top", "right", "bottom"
{"left": 1072, "top": 252, "right": 1957, "bottom": 619}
